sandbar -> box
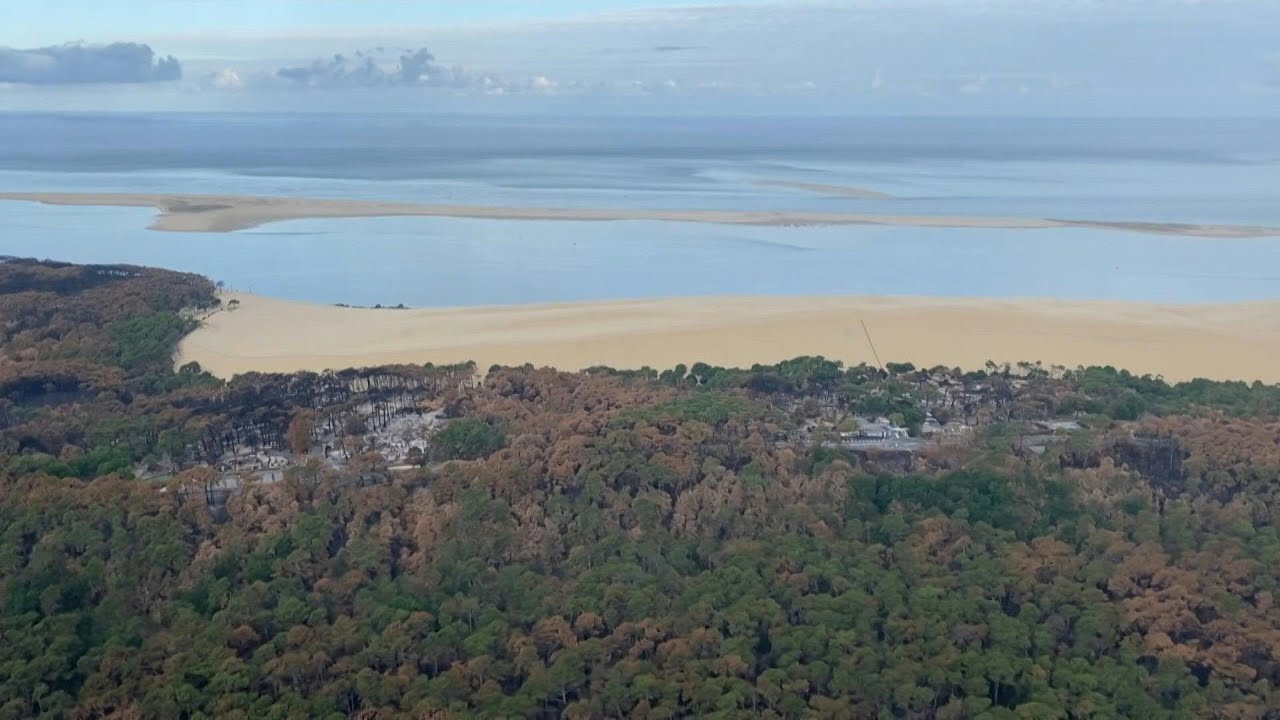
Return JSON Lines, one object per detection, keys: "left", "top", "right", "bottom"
{"left": 754, "top": 179, "right": 896, "bottom": 200}
{"left": 4, "top": 192, "right": 1279, "bottom": 238}
{"left": 177, "top": 293, "right": 1280, "bottom": 383}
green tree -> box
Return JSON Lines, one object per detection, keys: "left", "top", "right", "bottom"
{"left": 432, "top": 419, "right": 506, "bottom": 461}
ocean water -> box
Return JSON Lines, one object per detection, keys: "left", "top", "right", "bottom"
{"left": 1, "top": 113, "right": 1278, "bottom": 305}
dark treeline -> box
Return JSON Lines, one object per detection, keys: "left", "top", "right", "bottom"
{"left": 2, "top": 260, "right": 1279, "bottom": 719}
{"left": 0, "top": 258, "right": 475, "bottom": 477}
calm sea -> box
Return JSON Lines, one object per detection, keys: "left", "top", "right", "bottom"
{"left": 2, "top": 113, "right": 1277, "bottom": 306}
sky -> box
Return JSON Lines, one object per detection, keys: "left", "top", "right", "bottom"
{"left": 7, "top": 1, "right": 768, "bottom": 43}
{"left": 2, "top": 0, "right": 1279, "bottom": 115}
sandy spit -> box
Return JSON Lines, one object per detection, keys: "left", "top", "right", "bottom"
{"left": 753, "top": 179, "right": 897, "bottom": 200}
{"left": 176, "top": 293, "right": 1280, "bottom": 383}
{"left": 5, "top": 191, "right": 1280, "bottom": 238}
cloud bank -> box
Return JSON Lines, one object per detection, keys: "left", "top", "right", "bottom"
{"left": 276, "top": 47, "right": 479, "bottom": 89}
{"left": 0, "top": 43, "right": 181, "bottom": 85}
{"left": 258, "top": 46, "right": 565, "bottom": 96}
{"left": 6, "top": 1, "right": 1279, "bottom": 115}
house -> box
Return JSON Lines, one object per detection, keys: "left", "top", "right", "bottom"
{"left": 852, "top": 417, "right": 911, "bottom": 441}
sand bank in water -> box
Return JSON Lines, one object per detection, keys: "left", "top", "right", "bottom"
{"left": 753, "top": 179, "right": 897, "bottom": 200}
{"left": 4, "top": 192, "right": 1279, "bottom": 238}
{"left": 176, "top": 293, "right": 1280, "bottom": 382}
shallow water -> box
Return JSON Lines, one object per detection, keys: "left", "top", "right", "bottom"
{"left": 4, "top": 203, "right": 1278, "bottom": 307}
{"left": 2, "top": 113, "right": 1278, "bottom": 305}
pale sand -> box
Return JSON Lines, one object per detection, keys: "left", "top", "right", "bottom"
{"left": 754, "top": 179, "right": 897, "bottom": 200}
{"left": 176, "top": 293, "right": 1280, "bottom": 383}
{"left": 5, "top": 192, "right": 1280, "bottom": 238}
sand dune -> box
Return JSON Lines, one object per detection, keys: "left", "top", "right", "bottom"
{"left": 176, "top": 293, "right": 1280, "bottom": 383}
{"left": 5, "top": 191, "right": 1279, "bottom": 238}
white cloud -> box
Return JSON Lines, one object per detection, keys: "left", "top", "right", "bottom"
{"left": 209, "top": 68, "right": 243, "bottom": 90}
{"left": 959, "top": 76, "right": 986, "bottom": 95}
{"left": 11, "top": 0, "right": 1280, "bottom": 114}
{"left": 264, "top": 46, "right": 562, "bottom": 96}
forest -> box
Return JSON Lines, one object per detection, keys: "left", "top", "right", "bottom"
{"left": 2, "top": 257, "right": 1280, "bottom": 719}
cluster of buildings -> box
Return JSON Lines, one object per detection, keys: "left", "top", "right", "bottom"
{"left": 836, "top": 414, "right": 973, "bottom": 451}
{"left": 215, "top": 449, "right": 292, "bottom": 484}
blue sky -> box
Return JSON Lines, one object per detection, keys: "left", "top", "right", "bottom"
{"left": 8, "top": 1, "right": 771, "bottom": 45}
{"left": 3, "top": 1, "right": 1279, "bottom": 115}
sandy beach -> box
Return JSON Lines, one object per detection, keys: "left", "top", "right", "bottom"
{"left": 5, "top": 191, "right": 1280, "bottom": 238}
{"left": 177, "top": 293, "right": 1280, "bottom": 382}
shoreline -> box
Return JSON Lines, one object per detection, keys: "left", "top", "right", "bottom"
{"left": 5, "top": 191, "right": 1280, "bottom": 238}
{"left": 176, "top": 292, "right": 1280, "bottom": 383}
